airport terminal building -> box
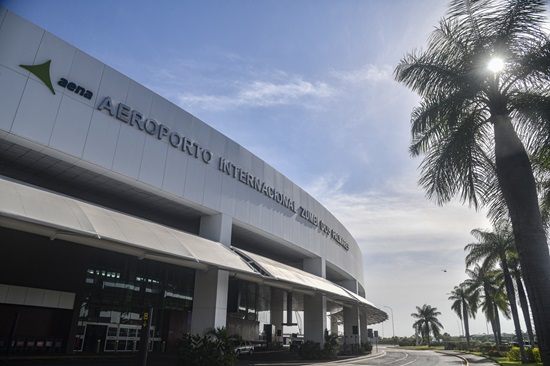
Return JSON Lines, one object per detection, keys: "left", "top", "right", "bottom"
{"left": 0, "top": 8, "right": 386, "bottom": 355}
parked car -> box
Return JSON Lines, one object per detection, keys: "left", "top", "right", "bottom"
{"left": 234, "top": 341, "right": 254, "bottom": 355}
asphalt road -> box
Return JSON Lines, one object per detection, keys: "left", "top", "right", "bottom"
{"left": 1, "top": 347, "right": 498, "bottom": 366}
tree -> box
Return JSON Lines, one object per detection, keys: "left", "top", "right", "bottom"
{"left": 465, "top": 224, "right": 527, "bottom": 362}
{"left": 508, "top": 254, "right": 536, "bottom": 348}
{"left": 394, "top": 0, "right": 550, "bottom": 362}
{"left": 411, "top": 304, "right": 444, "bottom": 347}
{"left": 465, "top": 263, "right": 510, "bottom": 348}
{"left": 449, "top": 282, "right": 478, "bottom": 349}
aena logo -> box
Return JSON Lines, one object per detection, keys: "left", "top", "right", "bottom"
{"left": 20, "top": 60, "right": 56, "bottom": 94}
{"left": 19, "top": 60, "right": 93, "bottom": 100}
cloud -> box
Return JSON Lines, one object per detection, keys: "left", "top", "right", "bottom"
{"left": 305, "top": 174, "right": 491, "bottom": 256}
{"left": 176, "top": 76, "right": 335, "bottom": 111}
{"left": 331, "top": 64, "right": 394, "bottom": 84}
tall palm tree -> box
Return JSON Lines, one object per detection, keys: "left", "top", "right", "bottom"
{"left": 465, "top": 263, "right": 510, "bottom": 348}
{"left": 411, "top": 304, "right": 444, "bottom": 347}
{"left": 465, "top": 224, "right": 527, "bottom": 362}
{"left": 508, "top": 254, "right": 536, "bottom": 348}
{"left": 449, "top": 282, "right": 478, "bottom": 349}
{"left": 394, "top": 1, "right": 550, "bottom": 361}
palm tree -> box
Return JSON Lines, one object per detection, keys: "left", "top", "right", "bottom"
{"left": 411, "top": 304, "right": 444, "bottom": 347}
{"left": 465, "top": 263, "right": 510, "bottom": 348}
{"left": 394, "top": 1, "right": 550, "bottom": 361}
{"left": 449, "top": 282, "right": 478, "bottom": 349}
{"left": 508, "top": 254, "right": 536, "bottom": 348}
{"left": 465, "top": 224, "right": 527, "bottom": 362}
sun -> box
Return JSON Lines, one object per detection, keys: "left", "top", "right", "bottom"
{"left": 488, "top": 57, "right": 505, "bottom": 73}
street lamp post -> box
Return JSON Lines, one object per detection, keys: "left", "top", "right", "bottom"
{"left": 383, "top": 306, "right": 395, "bottom": 347}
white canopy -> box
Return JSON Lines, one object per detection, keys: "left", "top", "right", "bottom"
{"left": 0, "top": 177, "right": 256, "bottom": 274}
{"left": 234, "top": 248, "right": 388, "bottom": 323}
{"left": 0, "top": 177, "right": 387, "bottom": 324}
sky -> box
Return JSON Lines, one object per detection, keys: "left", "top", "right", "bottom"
{"left": 2, "top": 0, "right": 531, "bottom": 338}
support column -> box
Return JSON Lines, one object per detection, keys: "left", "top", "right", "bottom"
{"left": 340, "top": 279, "right": 360, "bottom": 347}
{"left": 190, "top": 268, "right": 229, "bottom": 334}
{"left": 330, "top": 314, "right": 339, "bottom": 335}
{"left": 191, "top": 214, "right": 232, "bottom": 334}
{"left": 199, "top": 213, "right": 232, "bottom": 246}
{"left": 271, "top": 288, "right": 284, "bottom": 343}
{"left": 303, "top": 257, "right": 326, "bottom": 345}
{"left": 304, "top": 293, "right": 327, "bottom": 345}
{"left": 360, "top": 310, "right": 368, "bottom": 345}
{"left": 343, "top": 305, "right": 360, "bottom": 347}
{"left": 303, "top": 257, "right": 325, "bottom": 278}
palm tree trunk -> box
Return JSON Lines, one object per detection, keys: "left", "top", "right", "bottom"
{"left": 490, "top": 318, "right": 499, "bottom": 348}
{"left": 502, "top": 259, "right": 527, "bottom": 363}
{"left": 493, "top": 115, "right": 550, "bottom": 364}
{"left": 494, "top": 304, "right": 503, "bottom": 347}
{"left": 462, "top": 302, "right": 471, "bottom": 350}
{"left": 516, "top": 275, "right": 535, "bottom": 347}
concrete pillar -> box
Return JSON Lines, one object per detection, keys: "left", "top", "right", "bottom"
{"left": 339, "top": 279, "right": 361, "bottom": 346}
{"left": 190, "top": 214, "right": 232, "bottom": 334}
{"left": 304, "top": 293, "right": 326, "bottom": 345}
{"left": 343, "top": 305, "right": 360, "bottom": 346}
{"left": 199, "top": 213, "right": 232, "bottom": 246}
{"left": 360, "top": 310, "right": 368, "bottom": 345}
{"left": 271, "top": 288, "right": 284, "bottom": 342}
{"left": 330, "top": 314, "right": 339, "bottom": 335}
{"left": 190, "top": 267, "right": 229, "bottom": 334}
{"left": 302, "top": 257, "right": 327, "bottom": 344}
{"left": 303, "top": 257, "right": 325, "bottom": 278}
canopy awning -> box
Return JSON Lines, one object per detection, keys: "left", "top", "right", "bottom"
{"left": 234, "top": 248, "right": 388, "bottom": 324}
{"left": 0, "top": 177, "right": 387, "bottom": 324}
{"left": 0, "top": 177, "right": 257, "bottom": 275}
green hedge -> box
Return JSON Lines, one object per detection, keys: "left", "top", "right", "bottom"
{"left": 507, "top": 347, "right": 541, "bottom": 363}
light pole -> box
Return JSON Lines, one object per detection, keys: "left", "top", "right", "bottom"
{"left": 383, "top": 306, "right": 395, "bottom": 347}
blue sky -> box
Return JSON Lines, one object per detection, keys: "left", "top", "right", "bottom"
{"left": 3, "top": 0, "right": 522, "bottom": 337}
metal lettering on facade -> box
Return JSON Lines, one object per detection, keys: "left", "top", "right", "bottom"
{"left": 97, "top": 96, "right": 349, "bottom": 251}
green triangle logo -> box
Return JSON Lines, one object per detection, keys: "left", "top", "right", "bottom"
{"left": 20, "top": 60, "right": 56, "bottom": 95}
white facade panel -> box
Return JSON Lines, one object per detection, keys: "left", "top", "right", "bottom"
{"left": 162, "top": 146, "right": 187, "bottom": 196}
{"left": 112, "top": 124, "right": 146, "bottom": 179}
{"left": 58, "top": 291, "right": 76, "bottom": 310}
{"left": 203, "top": 165, "right": 223, "bottom": 211}
{"left": 126, "top": 80, "right": 154, "bottom": 113}
{"left": 11, "top": 78, "right": 60, "bottom": 145}
{"left": 35, "top": 32, "right": 76, "bottom": 94}
{"left": 182, "top": 156, "right": 207, "bottom": 205}
{"left": 82, "top": 109, "right": 121, "bottom": 169}
{"left": 139, "top": 134, "right": 169, "bottom": 188}
{"left": 6, "top": 285, "right": 26, "bottom": 305}
{"left": 24, "top": 287, "right": 44, "bottom": 307}
{"left": 66, "top": 49, "right": 103, "bottom": 107}
{"left": 0, "top": 64, "right": 27, "bottom": 132}
{"left": 97, "top": 66, "right": 130, "bottom": 102}
{"left": 49, "top": 96, "right": 93, "bottom": 158}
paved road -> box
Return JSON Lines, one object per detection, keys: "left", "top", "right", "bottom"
{"left": 238, "top": 347, "right": 497, "bottom": 366}
{"left": 0, "top": 347, "right": 498, "bottom": 366}
{"left": 332, "top": 348, "right": 465, "bottom": 365}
